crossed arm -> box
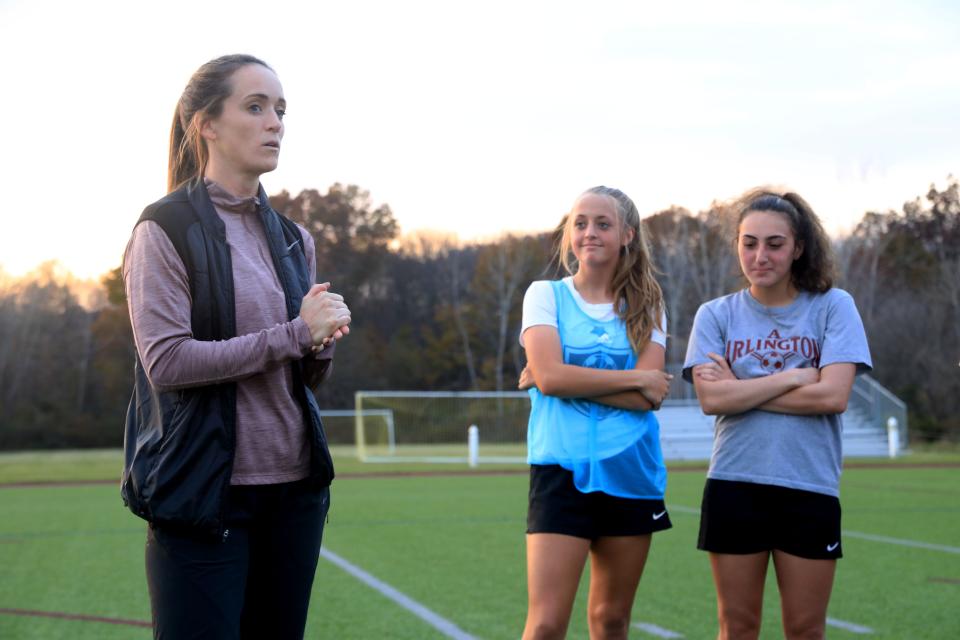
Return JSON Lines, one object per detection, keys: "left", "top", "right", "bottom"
{"left": 518, "top": 325, "right": 672, "bottom": 411}
{"left": 692, "top": 352, "right": 856, "bottom": 416}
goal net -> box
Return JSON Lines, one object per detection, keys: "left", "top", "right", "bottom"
{"left": 353, "top": 391, "right": 531, "bottom": 463}
{"left": 318, "top": 409, "right": 396, "bottom": 459}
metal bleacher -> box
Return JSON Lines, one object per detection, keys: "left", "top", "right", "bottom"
{"left": 660, "top": 367, "right": 907, "bottom": 461}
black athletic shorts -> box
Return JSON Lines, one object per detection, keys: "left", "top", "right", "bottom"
{"left": 697, "top": 478, "right": 842, "bottom": 560}
{"left": 526, "top": 464, "right": 672, "bottom": 540}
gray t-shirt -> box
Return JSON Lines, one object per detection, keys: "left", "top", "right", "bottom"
{"left": 682, "top": 288, "right": 872, "bottom": 496}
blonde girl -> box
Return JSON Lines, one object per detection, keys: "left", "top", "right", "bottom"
{"left": 519, "top": 186, "right": 673, "bottom": 639}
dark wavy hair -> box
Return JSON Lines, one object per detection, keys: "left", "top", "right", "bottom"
{"left": 735, "top": 188, "right": 834, "bottom": 293}
{"left": 167, "top": 54, "right": 272, "bottom": 192}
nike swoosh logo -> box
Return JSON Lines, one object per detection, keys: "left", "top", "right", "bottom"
{"left": 827, "top": 542, "right": 840, "bottom": 552}
{"left": 652, "top": 511, "right": 667, "bottom": 520}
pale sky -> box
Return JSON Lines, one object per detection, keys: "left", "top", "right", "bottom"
{"left": 1, "top": 0, "right": 957, "bottom": 279}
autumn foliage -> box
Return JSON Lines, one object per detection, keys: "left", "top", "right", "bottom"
{"left": 1, "top": 178, "right": 956, "bottom": 448}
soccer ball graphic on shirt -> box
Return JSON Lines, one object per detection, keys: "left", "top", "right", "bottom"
{"left": 749, "top": 350, "right": 796, "bottom": 373}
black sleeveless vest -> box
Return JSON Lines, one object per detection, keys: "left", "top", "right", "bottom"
{"left": 121, "top": 180, "right": 334, "bottom": 537}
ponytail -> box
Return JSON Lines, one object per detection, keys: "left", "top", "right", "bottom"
{"left": 167, "top": 54, "right": 271, "bottom": 193}
{"left": 736, "top": 188, "right": 835, "bottom": 292}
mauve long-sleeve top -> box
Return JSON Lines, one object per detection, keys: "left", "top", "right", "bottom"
{"left": 123, "top": 179, "right": 333, "bottom": 485}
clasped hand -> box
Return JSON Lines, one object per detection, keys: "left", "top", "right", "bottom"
{"left": 299, "top": 282, "right": 351, "bottom": 348}
{"left": 639, "top": 369, "right": 673, "bottom": 409}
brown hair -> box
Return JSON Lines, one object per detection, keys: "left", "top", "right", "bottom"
{"left": 557, "top": 186, "right": 665, "bottom": 354}
{"left": 167, "top": 54, "right": 272, "bottom": 192}
{"left": 735, "top": 188, "right": 835, "bottom": 292}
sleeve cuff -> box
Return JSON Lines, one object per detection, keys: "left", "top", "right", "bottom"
{"left": 293, "top": 317, "right": 337, "bottom": 359}
{"left": 292, "top": 317, "right": 314, "bottom": 354}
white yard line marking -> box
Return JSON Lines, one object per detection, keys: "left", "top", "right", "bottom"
{"left": 633, "top": 621, "right": 685, "bottom": 637}
{"left": 670, "top": 504, "right": 960, "bottom": 555}
{"left": 320, "top": 548, "right": 478, "bottom": 640}
{"left": 827, "top": 617, "right": 874, "bottom": 634}
{"left": 843, "top": 531, "right": 960, "bottom": 555}
{"left": 666, "top": 504, "right": 699, "bottom": 515}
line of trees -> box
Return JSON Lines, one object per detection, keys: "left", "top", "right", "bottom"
{"left": 1, "top": 178, "right": 956, "bottom": 449}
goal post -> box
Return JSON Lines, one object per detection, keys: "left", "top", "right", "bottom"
{"left": 353, "top": 390, "right": 531, "bottom": 464}
{"left": 317, "top": 408, "right": 395, "bottom": 459}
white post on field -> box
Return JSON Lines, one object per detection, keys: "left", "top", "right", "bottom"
{"left": 887, "top": 417, "right": 900, "bottom": 459}
{"left": 468, "top": 425, "right": 479, "bottom": 468}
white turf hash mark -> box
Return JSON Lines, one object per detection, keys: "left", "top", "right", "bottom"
{"left": 633, "top": 621, "right": 685, "bottom": 638}
{"left": 320, "top": 548, "right": 477, "bottom": 640}
{"left": 827, "top": 617, "right": 874, "bottom": 634}
{"left": 634, "top": 618, "right": 873, "bottom": 636}
{"left": 666, "top": 505, "right": 699, "bottom": 515}
{"left": 843, "top": 530, "right": 960, "bottom": 555}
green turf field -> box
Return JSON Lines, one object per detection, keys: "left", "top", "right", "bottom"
{"left": 0, "top": 450, "right": 958, "bottom": 639}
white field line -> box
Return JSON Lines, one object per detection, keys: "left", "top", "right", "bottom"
{"left": 666, "top": 504, "right": 700, "bottom": 515}
{"left": 319, "top": 548, "right": 478, "bottom": 640}
{"left": 826, "top": 617, "right": 874, "bottom": 634}
{"left": 843, "top": 531, "right": 960, "bottom": 555}
{"left": 669, "top": 504, "right": 960, "bottom": 555}
{"left": 633, "top": 621, "right": 685, "bottom": 637}
{"left": 633, "top": 617, "right": 872, "bottom": 637}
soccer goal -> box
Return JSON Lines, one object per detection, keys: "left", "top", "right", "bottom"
{"left": 318, "top": 409, "right": 396, "bottom": 459}
{"left": 353, "top": 391, "right": 530, "bottom": 464}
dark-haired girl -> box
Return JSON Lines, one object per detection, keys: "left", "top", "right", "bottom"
{"left": 683, "top": 188, "right": 872, "bottom": 640}
{"left": 121, "top": 55, "right": 350, "bottom": 639}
